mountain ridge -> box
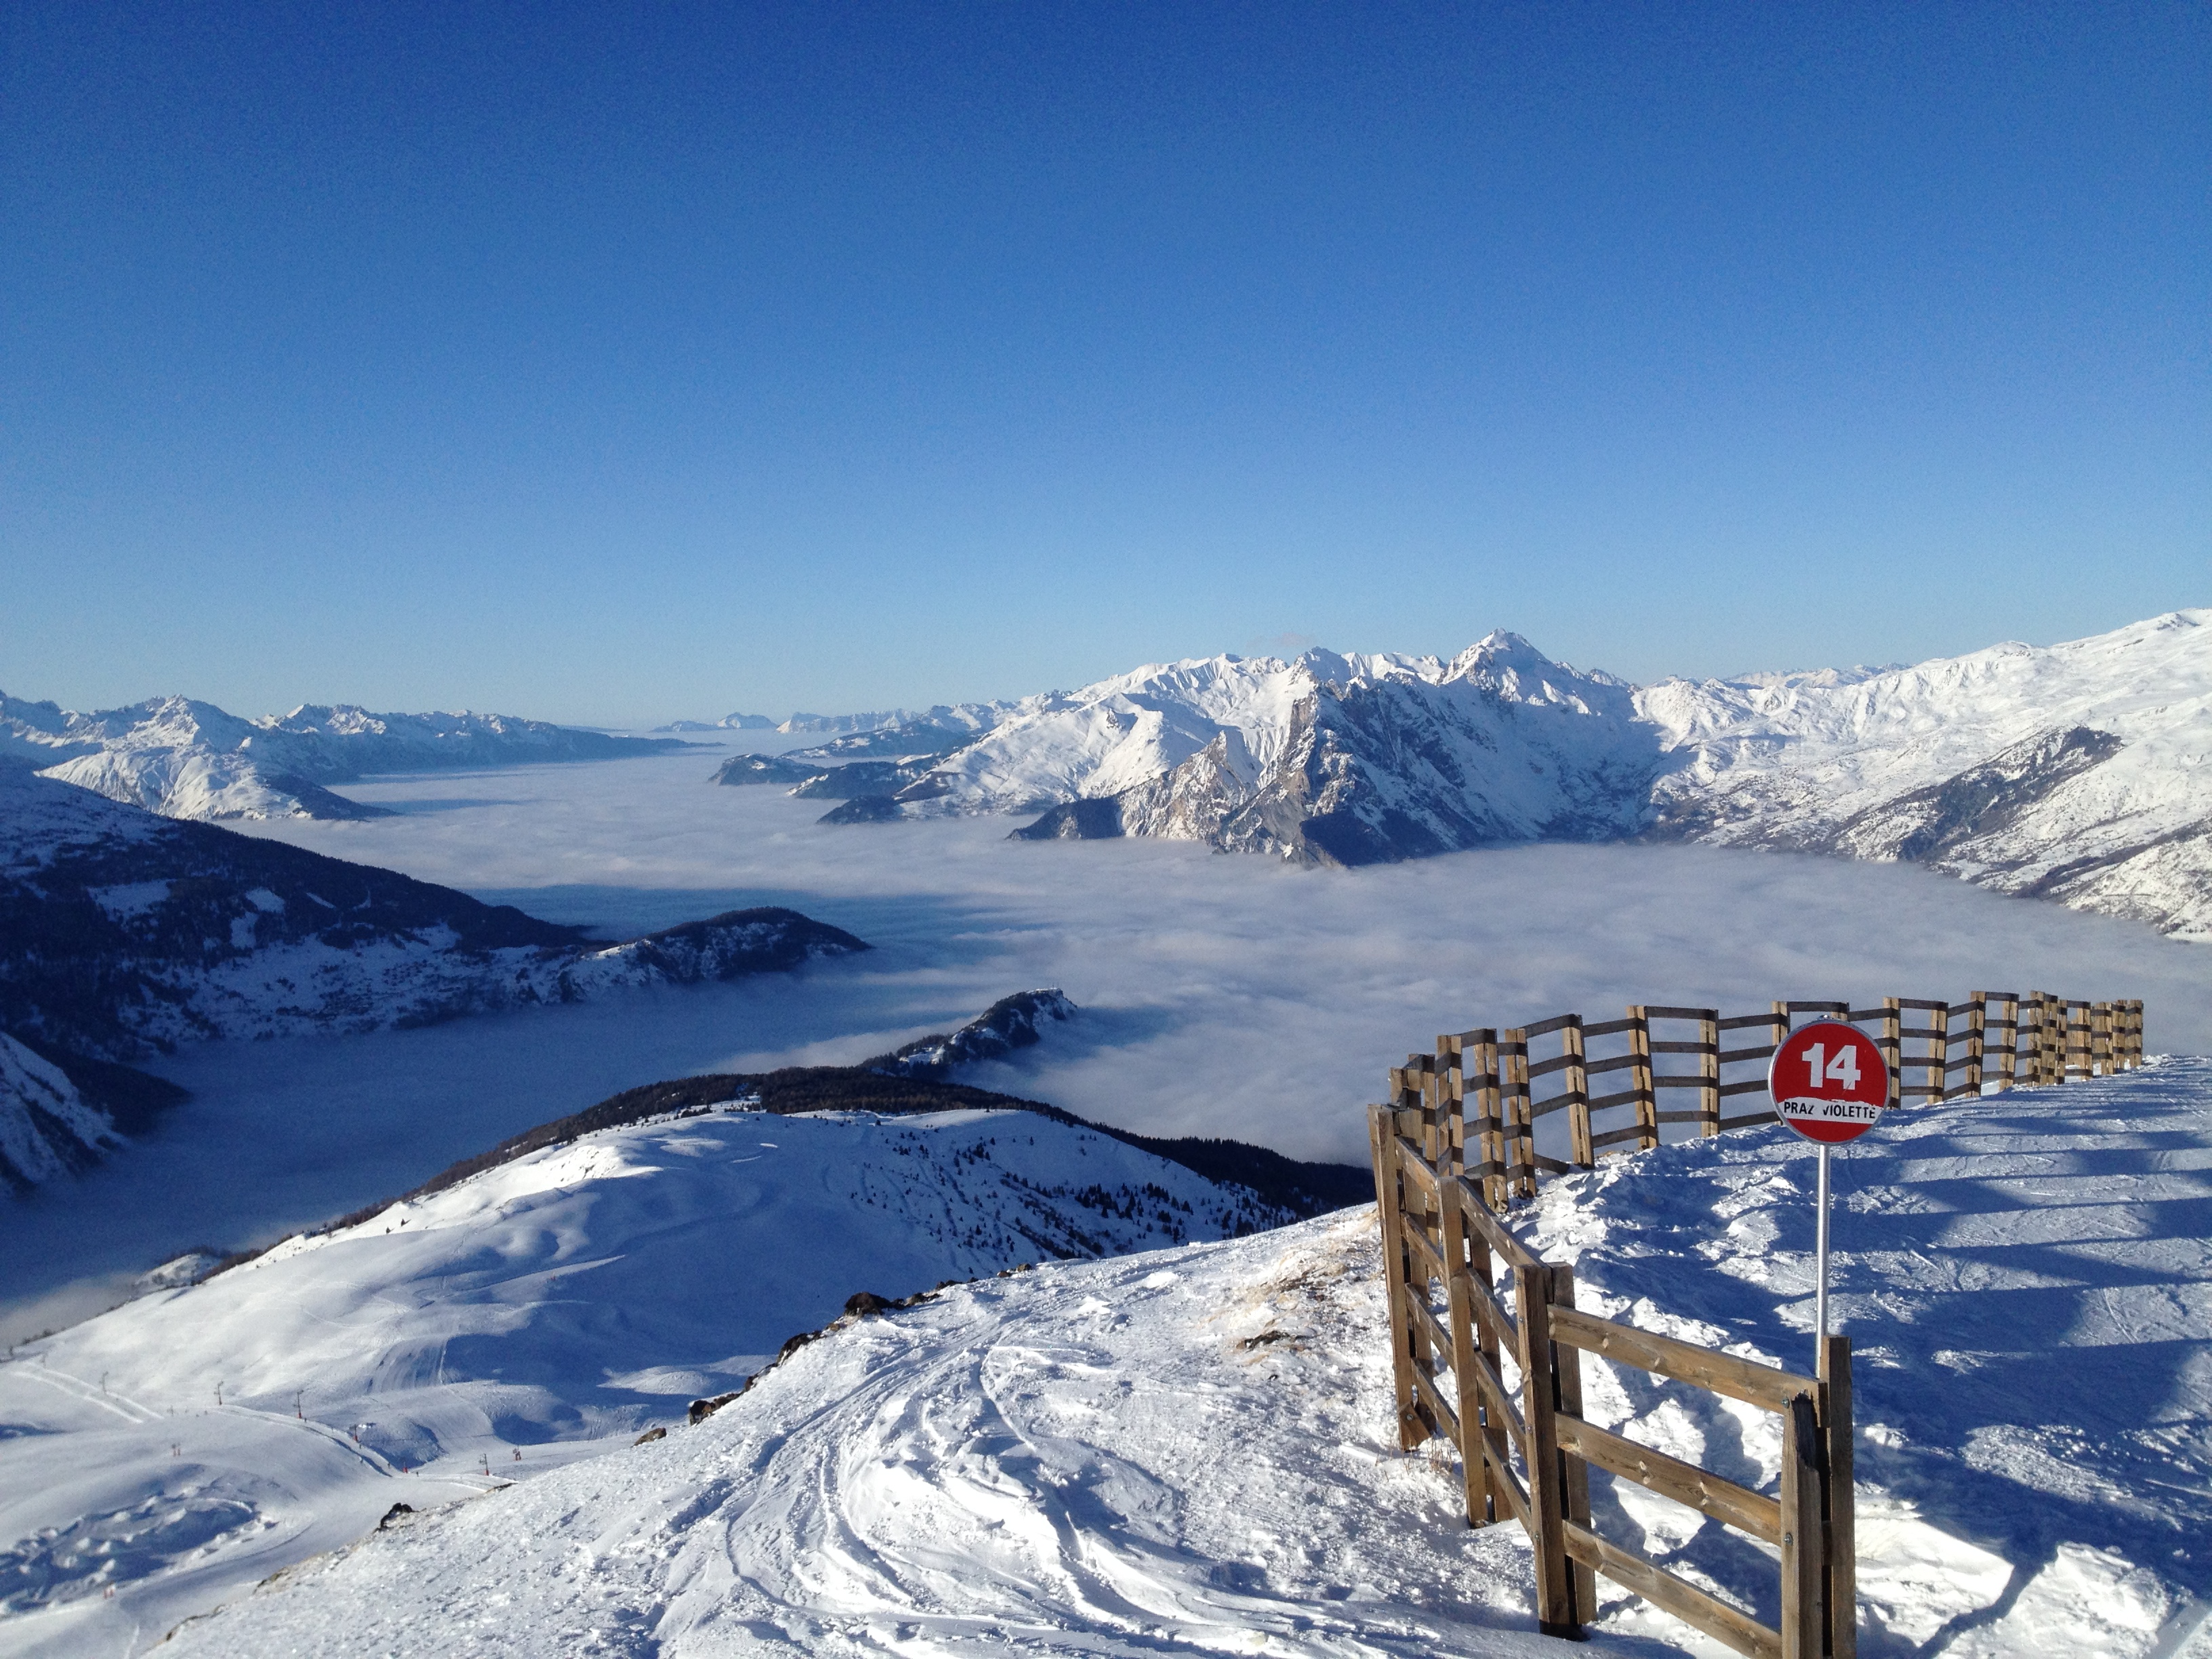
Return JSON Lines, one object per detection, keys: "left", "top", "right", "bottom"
{"left": 731, "top": 611, "right": 2212, "bottom": 938}
{"left": 1, "top": 694, "right": 699, "bottom": 821}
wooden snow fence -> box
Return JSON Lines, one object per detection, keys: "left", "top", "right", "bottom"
{"left": 1364, "top": 990, "right": 2144, "bottom": 1656}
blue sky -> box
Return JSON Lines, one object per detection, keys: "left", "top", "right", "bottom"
{"left": 2, "top": 2, "right": 2204, "bottom": 725}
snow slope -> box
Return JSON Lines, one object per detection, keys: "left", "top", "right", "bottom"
{"left": 785, "top": 612, "right": 2212, "bottom": 938}
{"left": 93, "top": 1061, "right": 2212, "bottom": 1659}
{"left": 1640, "top": 611, "right": 2212, "bottom": 937}
{"left": 1, "top": 694, "right": 693, "bottom": 821}
{"left": 0, "top": 1103, "right": 1306, "bottom": 1657}
{"left": 0, "top": 1038, "right": 120, "bottom": 1195}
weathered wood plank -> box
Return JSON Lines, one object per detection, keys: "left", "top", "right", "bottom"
{"left": 1821, "top": 1334, "right": 1856, "bottom": 1659}
{"left": 1368, "top": 1105, "right": 1424, "bottom": 1451}
{"left": 1554, "top": 1414, "right": 1781, "bottom": 1543}
{"left": 1783, "top": 1392, "right": 1826, "bottom": 1658}
{"left": 1551, "top": 1307, "right": 1812, "bottom": 1414}
{"left": 1562, "top": 1521, "right": 1781, "bottom": 1659}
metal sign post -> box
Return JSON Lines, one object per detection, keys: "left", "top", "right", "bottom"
{"left": 1769, "top": 1019, "right": 1887, "bottom": 1365}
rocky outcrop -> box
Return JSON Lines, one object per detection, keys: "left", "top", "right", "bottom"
{"left": 864, "top": 990, "right": 1078, "bottom": 1080}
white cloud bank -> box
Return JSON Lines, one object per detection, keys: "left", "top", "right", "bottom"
{"left": 6, "top": 750, "right": 2208, "bottom": 1340}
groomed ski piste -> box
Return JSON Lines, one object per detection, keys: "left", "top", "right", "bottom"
{"left": 7, "top": 1063, "right": 2212, "bottom": 1657}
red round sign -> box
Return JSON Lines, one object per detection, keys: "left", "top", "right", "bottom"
{"left": 1768, "top": 1020, "right": 1887, "bottom": 1143}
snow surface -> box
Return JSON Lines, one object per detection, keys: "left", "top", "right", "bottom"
{"left": 0, "top": 1105, "right": 1303, "bottom": 1657}
{"left": 0, "top": 1039, "right": 118, "bottom": 1193}
{"left": 96, "top": 1061, "right": 2212, "bottom": 1659}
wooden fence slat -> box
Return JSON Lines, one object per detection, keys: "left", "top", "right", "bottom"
{"left": 1562, "top": 1521, "right": 1781, "bottom": 1659}
{"left": 1452, "top": 1175, "right": 1538, "bottom": 1270}
{"left": 1554, "top": 1413, "right": 1782, "bottom": 1544}
{"left": 1879, "top": 998, "right": 1902, "bottom": 1110}
{"left": 1551, "top": 1307, "right": 1811, "bottom": 1414}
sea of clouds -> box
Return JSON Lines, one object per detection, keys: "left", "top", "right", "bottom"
{"left": 6, "top": 747, "right": 2210, "bottom": 1344}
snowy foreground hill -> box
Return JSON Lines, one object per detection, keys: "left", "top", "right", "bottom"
{"left": 7, "top": 1065, "right": 2205, "bottom": 1657}
{"left": 0, "top": 694, "right": 693, "bottom": 821}
{"left": 731, "top": 611, "right": 2212, "bottom": 939}
{"left": 0, "top": 1102, "right": 1320, "bottom": 1656}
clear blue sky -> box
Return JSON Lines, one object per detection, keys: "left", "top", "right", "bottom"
{"left": 3, "top": 3, "right": 2205, "bottom": 725}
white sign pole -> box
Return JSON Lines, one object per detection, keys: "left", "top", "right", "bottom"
{"left": 1815, "top": 1143, "right": 1831, "bottom": 1368}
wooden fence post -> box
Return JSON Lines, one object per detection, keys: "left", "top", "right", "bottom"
{"left": 1820, "top": 1334, "right": 1856, "bottom": 1659}
{"left": 1436, "top": 1132, "right": 1490, "bottom": 1530}
{"left": 1551, "top": 1263, "right": 1597, "bottom": 1622}
{"left": 2091, "top": 1004, "right": 2112, "bottom": 1077}
{"left": 2022, "top": 993, "right": 2045, "bottom": 1086}
{"left": 1879, "top": 999, "right": 1902, "bottom": 1110}
{"left": 1513, "top": 1263, "right": 1578, "bottom": 1637}
{"left": 1368, "top": 1103, "right": 1424, "bottom": 1452}
{"left": 1963, "top": 993, "right": 1986, "bottom": 1100}
{"left": 1992, "top": 993, "right": 2019, "bottom": 1092}
{"left": 1564, "top": 1016, "right": 1593, "bottom": 1170}
{"left": 1698, "top": 1008, "right": 1721, "bottom": 1135}
{"left": 1626, "top": 1005, "right": 1658, "bottom": 1151}
{"left": 1503, "top": 1031, "right": 1536, "bottom": 1201}
{"left": 1782, "top": 1391, "right": 1827, "bottom": 1659}
{"left": 2130, "top": 999, "right": 2146, "bottom": 1067}
{"left": 1465, "top": 1210, "right": 1501, "bottom": 1525}
{"left": 1469, "top": 1031, "right": 1504, "bottom": 1214}
{"left": 1925, "top": 1002, "right": 1948, "bottom": 1105}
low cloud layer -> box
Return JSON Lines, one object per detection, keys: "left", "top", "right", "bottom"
{"left": 8, "top": 752, "right": 2207, "bottom": 1337}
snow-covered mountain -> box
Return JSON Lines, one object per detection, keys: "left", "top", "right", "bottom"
{"left": 1, "top": 693, "right": 695, "bottom": 821}
{"left": 758, "top": 612, "right": 2212, "bottom": 939}
{"left": 0, "top": 766, "right": 869, "bottom": 1066}
{"left": 1637, "top": 611, "right": 2212, "bottom": 937}
{"left": 70, "top": 1060, "right": 2209, "bottom": 1659}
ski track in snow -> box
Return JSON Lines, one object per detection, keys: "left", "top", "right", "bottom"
{"left": 0, "top": 1105, "right": 1290, "bottom": 1658}
{"left": 17, "top": 1061, "right": 2188, "bottom": 1659}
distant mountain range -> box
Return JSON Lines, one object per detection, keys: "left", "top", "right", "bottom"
{"left": 715, "top": 611, "right": 2212, "bottom": 940}
{"left": 657, "top": 705, "right": 1004, "bottom": 738}
{"left": 0, "top": 767, "right": 871, "bottom": 1191}
{"left": 0, "top": 694, "right": 699, "bottom": 821}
